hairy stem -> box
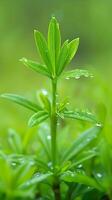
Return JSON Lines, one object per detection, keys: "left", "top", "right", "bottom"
{"left": 51, "top": 78, "right": 57, "bottom": 168}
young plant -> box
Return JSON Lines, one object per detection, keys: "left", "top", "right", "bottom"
{"left": 1, "top": 17, "right": 103, "bottom": 199}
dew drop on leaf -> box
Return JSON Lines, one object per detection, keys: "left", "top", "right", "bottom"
{"left": 75, "top": 76, "right": 80, "bottom": 79}
{"left": 42, "top": 89, "right": 48, "bottom": 96}
{"left": 96, "top": 122, "right": 102, "bottom": 127}
{"left": 35, "top": 172, "right": 41, "bottom": 177}
{"left": 47, "top": 135, "right": 51, "bottom": 140}
{"left": 96, "top": 173, "right": 102, "bottom": 178}
{"left": 11, "top": 162, "right": 16, "bottom": 167}
{"left": 77, "top": 164, "right": 83, "bottom": 169}
{"left": 86, "top": 138, "right": 91, "bottom": 142}
{"left": 84, "top": 73, "right": 89, "bottom": 78}
{"left": 90, "top": 74, "right": 94, "bottom": 78}
{"left": 65, "top": 77, "right": 70, "bottom": 80}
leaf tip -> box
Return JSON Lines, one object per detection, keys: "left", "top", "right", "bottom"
{"left": 28, "top": 120, "right": 33, "bottom": 128}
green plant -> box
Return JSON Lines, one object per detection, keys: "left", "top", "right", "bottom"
{"left": 1, "top": 17, "right": 104, "bottom": 200}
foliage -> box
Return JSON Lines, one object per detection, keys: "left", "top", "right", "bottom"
{"left": 1, "top": 17, "right": 111, "bottom": 200}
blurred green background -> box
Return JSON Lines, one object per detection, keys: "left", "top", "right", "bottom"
{"left": 0, "top": 0, "right": 112, "bottom": 138}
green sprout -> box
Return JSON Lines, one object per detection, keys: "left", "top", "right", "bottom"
{"left": 0, "top": 17, "right": 104, "bottom": 200}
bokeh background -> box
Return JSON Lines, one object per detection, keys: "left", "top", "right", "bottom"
{"left": 0, "top": 0, "right": 112, "bottom": 140}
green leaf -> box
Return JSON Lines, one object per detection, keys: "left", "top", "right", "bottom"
{"left": 28, "top": 111, "right": 49, "bottom": 127}
{"left": 38, "top": 124, "right": 51, "bottom": 160}
{"left": 63, "top": 69, "right": 93, "bottom": 80}
{"left": 8, "top": 129, "right": 22, "bottom": 154}
{"left": 61, "top": 125, "right": 102, "bottom": 162}
{"left": 20, "top": 58, "right": 51, "bottom": 78}
{"left": 65, "top": 38, "right": 79, "bottom": 65}
{"left": 57, "top": 38, "right": 79, "bottom": 76}
{"left": 39, "top": 91, "right": 51, "bottom": 113}
{"left": 15, "top": 163, "right": 35, "bottom": 187}
{"left": 20, "top": 172, "right": 53, "bottom": 189}
{"left": 63, "top": 109, "right": 97, "bottom": 123}
{"left": 48, "top": 17, "right": 61, "bottom": 70}
{"left": 61, "top": 171, "right": 102, "bottom": 190}
{"left": 1, "top": 93, "right": 42, "bottom": 112}
{"left": 34, "top": 30, "right": 53, "bottom": 74}
{"left": 57, "top": 99, "right": 69, "bottom": 113}
{"left": 0, "top": 158, "right": 12, "bottom": 189}
{"left": 57, "top": 40, "right": 69, "bottom": 75}
{"left": 70, "top": 149, "right": 98, "bottom": 168}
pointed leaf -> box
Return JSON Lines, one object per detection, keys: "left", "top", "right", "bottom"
{"left": 20, "top": 172, "right": 53, "bottom": 189}
{"left": 61, "top": 171, "right": 101, "bottom": 190}
{"left": 8, "top": 129, "right": 22, "bottom": 154}
{"left": 63, "top": 109, "right": 97, "bottom": 123}
{"left": 1, "top": 93, "right": 42, "bottom": 112}
{"left": 15, "top": 163, "right": 35, "bottom": 186}
{"left": 38, "top": 124, "right": 51, "bottom": 160}
{"left": 34, "top": 30, "right": 53, "bottom": 74}
{"left": 57, "top": 99, "right": 69, "bottom": 113}
{"left": 70, "top": 149, "right": 98, "bottom": 168}
{"left": 61, "top": 124, "right": 102, "bottom": 162}
{"left": 28, "top": 111, "right": 49, "bottom": 127}
{"left": 39, "top": 91, "right": 51, "bottom": 113}
{"left": 48, "top": 17, "right": 61, "bottom": 69}
{"left": 63, "top": 69, "right": 93, "bottom": 80}
{"left": 20, "top": 58, "right": 51, "bottom": 78}
{"left": 57, "top": 40, "right": 68, "bottom": 75}
{"left": 65, "top": 38, "right": 79, "bottom": 65}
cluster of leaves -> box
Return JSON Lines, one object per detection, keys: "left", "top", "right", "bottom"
{"left": 0, "top": 17, "right": 111, "bottom": 200}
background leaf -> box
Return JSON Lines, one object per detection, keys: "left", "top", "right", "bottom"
{"left": 28, "top": 111, "right": 49, "bottom": 127}
{"left": 61, "top": 171, "right": 102, "bottom": 190}
{"left": 61, "top": 124, "right": 102, "bottom": 162}
{"left": 1, "top": 93, "right": 42, "bottom": 112}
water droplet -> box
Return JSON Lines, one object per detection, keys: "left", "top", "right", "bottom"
{"left": 42, "top": 89, "right": 48, "bottom": 96}
{"left": 21, "top": 57, "right": 27, "bottom": 62}
{"left": 47, "top": 135, "right": 51, "bottom": 140}
{"left": 11, "top": 162, "right": 16, "bottom": 166}
{"left": 77, "top": 164, "right": 83, "bottom": 169}
{"left": 87, "top": 111, "right": 92, "bottom": 115}
{"left": 97, "top": 173, "right": 102, "bottom": 178}
{"left": 65, "top": 77, "right": 70, "bottom": 80}
{"left": 90, "top": 74, "right": 94, "bottom": 78}
{"left": 48, "top": 162, "right": 53, "bottom": 170}
{"left": 26, "top": 181, "right": 30, "bottom": 186}
{"left": 75, "top": 75, "right": 80, "bottom": 79}
{"left": 29, "top": 161, "right": 35, "bottom": 166}
{"left": 86, "top": 138, "right": 91, "bottom": 142}
{"left": 71, "top": 173, "right": 74, "bottom": 177}
{"left": 96, "top": 123, "right": 102, "bottom": 127}
{"left": 84, "top": 73, "right": 89, "bottom": 78}
{"left": 35, "top": 173, "right": 41, "bottom": 177}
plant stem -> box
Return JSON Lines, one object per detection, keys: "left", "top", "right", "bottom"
{"left": 51, "top": 78, "right": 57, "bottom": 168}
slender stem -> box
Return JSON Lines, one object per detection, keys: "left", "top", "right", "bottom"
{"left": 50, "top": 78, "right": 57, "bottom": 168}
